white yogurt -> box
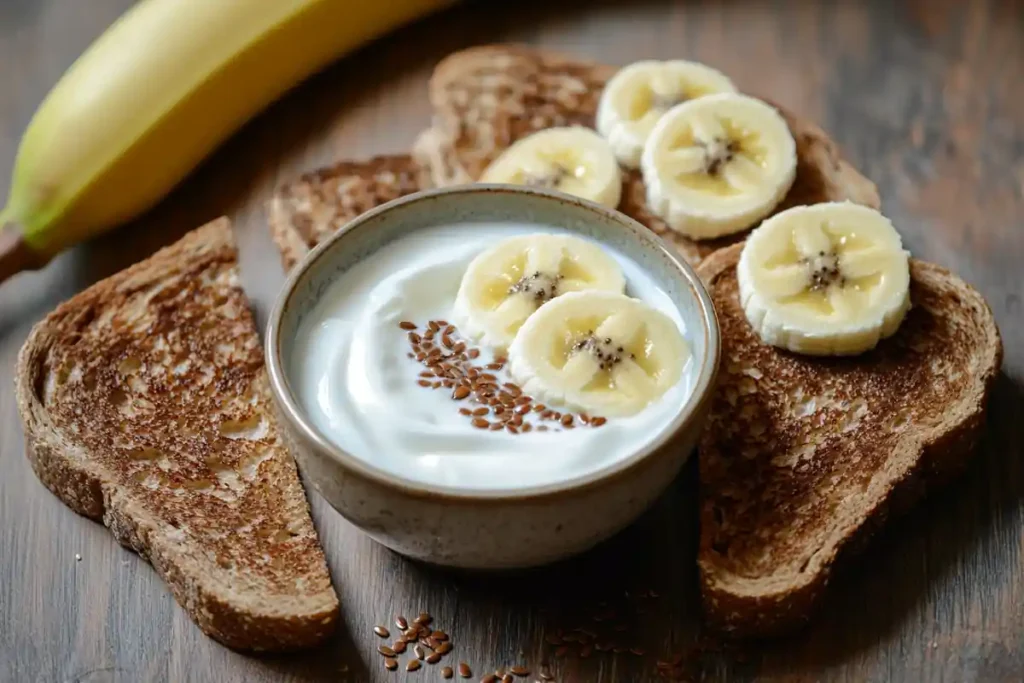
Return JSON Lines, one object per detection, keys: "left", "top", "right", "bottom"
{"left": 289, "top": 222, "right": 696, "bottom": 492}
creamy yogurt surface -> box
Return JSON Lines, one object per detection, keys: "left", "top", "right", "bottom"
{"left": 289, "top": 222, "right": 695, "bottom": 491}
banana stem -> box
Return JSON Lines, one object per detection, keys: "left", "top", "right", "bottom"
{"left": 0, "top": 222, "right": 44, "bottom": 284}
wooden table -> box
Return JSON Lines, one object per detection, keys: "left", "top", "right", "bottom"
{"left": 1, "top": 1, "right": 1022, "bottom": 681}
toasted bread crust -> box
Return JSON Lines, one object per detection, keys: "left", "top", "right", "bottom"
{"left": 269, "top": 155, "right": 425, "bottom": 270}
{"left": 696, "top": 244, "right": 1002, "bottom": 637}
{"left": 15, "top": 219, "right": 339, "bottom": 651}
{"left": 413, "top": 44, "right": 880, "bottom": 265}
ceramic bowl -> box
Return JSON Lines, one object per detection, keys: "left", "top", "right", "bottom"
{"left": 266, "top": 185, "right": 720, "bottom": 569}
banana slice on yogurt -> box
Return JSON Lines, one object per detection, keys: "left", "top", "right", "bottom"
{"left": 737, "top": 202, "right": 911, "bottom": 356}
{"left": 597, "top": 60, "right": 737, "bottom": 168}
{"left": 453, "top": 234, "right": 626, "bottom": 348}
{"left": 480, "top": 127, "right": 622, "bottom": 208}
{"left": 507, "top": 291, "right": 688, "bottom": 417}
{"left": 641, "top": 92, "right": 797, "bottom": 240}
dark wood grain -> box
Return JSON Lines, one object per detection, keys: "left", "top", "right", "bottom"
{"left": 1, "top": 1, "right": 1022, "bottom": 681}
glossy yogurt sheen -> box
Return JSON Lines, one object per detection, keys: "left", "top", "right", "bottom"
{"left": 290, "top": 222, "right": 696, "bottom": 492}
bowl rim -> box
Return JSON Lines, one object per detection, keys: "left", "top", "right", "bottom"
{"left": 265, "top": 184, "right": 720, "bottom": 503}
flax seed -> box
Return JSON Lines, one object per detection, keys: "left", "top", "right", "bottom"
{"left": 534, "top": 404, "right": 545, "bottom": 412}
{"left": 515, "top": 404, "right": 530, "bottom": 415}
{"left": 458, "top": 662, "right": 472, "bottom": 678}
{"left": 407, "top": 659, "right": 422, "bottom": 672}
{"left": 400, "top": 321, "right": 417, "bottom": 330}
{"left": 468, "top": 349, "right": 480, "bottom": 359}
{"left": 481, "top": 675, "right": 498, "bottom": 683}
{"left": 453, "top": 386, "right": 470, "bottom": 400}
{"left": 374, "top": 625, "right": 390, "bottom": 638}
{"left": 482, "top": 370, "right": 500, "bottom": 378}
{"left": 430, "top": 630, "right": 448, "bottom": 641}
{"left": 561, "top": 414, "right": 573, "bottom": 427}
{"left": 384, "top": 657, "right": 398, "bottom": 671}
{"left": 493, "top": 405, "right": 505, "bottom": 415}
{"left": 472, "top": 418, "right": 489, "bottom": 429}
{"left": 443, "top": 379, "right": 454, "bottom": 388}
{"left": 473, "top": 407, "right": 489, "bottom": 416}
{"left": 416, "top": 352, "right": 427, "bottom": 361}
{"left": 522, "top": 423, "right": 533, "bottom": 433}
{"left": 489, "top": 423, "right": 503, "bottom": 431}
{"left": 396, "top": 616, "right": 408, "bottom": 629}
{"left": 393, "top": 640, "right": 407, "bottom": 654}
{"left": 414, "top": 644, "right": 426, "bottom": 660}
{"left": 501, "top": 675, "right": 513, "bottom": 683}
{"left": 417, "top": 380, "right": 431, "bottom": 388}
{"left": 419, "top": 371, "right": 434, "bottom": 378}
{"left": 507, "top": 424, "right": 519, "bottom": 434}
{"left": 509, "top": 666, "right": 530, "bottom": 677}
{"left": 442, "top": 666, "right": 454, "bottom": 679}
{"left": 378, "top": 644, "right": 396, "bottom": 657}
{"left": 409, "top": 331, "right": 422, "bottom": 343}
{"left": 431, "top": 381, "right": 442, "bottom": 389}
{"left": 436, "top": 641, "right": 452, "bottom": 655}
{"left": 429, "top": 321, "right": 441, "bottom": 331}
{"left": 579, "top": 413, "right": 590, "bottom": 424}
{"left": 591, "top": 416, "right": 607, "bottom": 427}
{"left": 443, "top": 335, "right": 454, "bottom": 349}
{"left": 514, "top": 396, "right": 531, "bottom": 406}
{"left": 426, "top": 637, "right": 440, "bottom": 649}
{"left": 427, "top": 652, "right": 443, "bottom": 664}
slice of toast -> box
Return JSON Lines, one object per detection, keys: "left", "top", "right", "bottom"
{"left": 413, "top": 44, "right": 881, "bottom": 265}
{"left": 695, "top": 243, "right": 1002, "bottom": 637}
{"left": 269, "top": 155, "right": 425, "bottom": 270}
{"left": 15, "top": 218, "right": 340, "bottom": 651}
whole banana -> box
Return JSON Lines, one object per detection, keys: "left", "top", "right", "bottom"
{"left": 0, "top": 0, "right": 453, "bottom": 282}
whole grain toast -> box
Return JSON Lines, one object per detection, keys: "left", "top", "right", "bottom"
{"left": 695, "top": 243, "right": 1002, "bottom": 637}
{"left": 15, "top": 218, "right": 339, "bottom": 651}
{"left": 413, "top": 45, "right": 881, "bottom": 264}
{"left": 268, "top": 45, "right": 878, "bottom": 271}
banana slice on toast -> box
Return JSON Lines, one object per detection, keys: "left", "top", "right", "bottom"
{"left": 641, "top": 93, "right": 797, "bottom": 240}
{"left": 480, "top": 127, "right": 622, "bottom": 208}
{"left": 507, "top": 291, "right": 688, "bottom": 417}
{"left": 597, "top": 59, "right": 737, "bottom": 168}
{"left": 737, "top": 202, "right": 911, "bottom": 356}
{"left": 454, "top": 234, "right": 626, "bottom": 348}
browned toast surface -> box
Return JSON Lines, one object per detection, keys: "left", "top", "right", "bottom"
{"left": 695, "top": 243, "right": 1002, "bottom": 637}
{"left": 269, "top": 155, "right": 424, "bottom": 270}
{"left": 413, "top": 45, "right": 880, "bottom": 265}
{"left": 15, "top": 218, "right": 339, "bottom": 651}
{"left": 269, "top": 45, "right": 878, "bottom": 271}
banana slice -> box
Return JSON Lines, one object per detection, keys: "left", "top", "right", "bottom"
{"left": 641, "top": 93, "right": 797, "bottom": 240}
{"left": 453, "top": 233, "right": 626, "bottom": 348}
{"left": 737, "top": 202, "right": 911, "bottom": 356}
{"left": 479, "top": 127, "right": 622, "bottom": 208}
{"left": 597, "top": 60, "right": 737, "bottom": 168}
{"left": 507, "top": 291, "right": 689, "bottom": 417}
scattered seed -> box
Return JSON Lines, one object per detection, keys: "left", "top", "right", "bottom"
{"left": 393, "top": 640, "right": 407, "bottom": 654}
{"left": 417, "top": 380, "right": 432, "bottom": 388}
{"left": 522, "top": 423, "right": 533, "bottom": 433}
{"left": 407, "top": 659, "right": 422, "bottom": 672}
{"left": 414, "top": 644, "right": 426, "bottom": 660}
{"left": 502, "top": 675, "right": 514, "bottom": 683}
{"left": 467, "top": 349, "right": 480, "bottom": 359}
{"left": 396, "top": 616, "right": 408, "bottom": 629}
{"left": 429, "top": 321, "right": 441, "bottom": 331}
{"left": 436, "top": 641, "right": 452, "bottom": 655}
{"left": 481, "top": 675, "right": 498, "bottom": 683}
{"left": 400, "top": 321, "right": 418, "bottom": 330}
{"left": 442, "top": 666, "right": 454, "bottom": 679}
{"left": 472, "top": 407, "right": 489, "bottom": 416}
{"left": 561, "top": 414, "right": 573, "bottom": 427}
{"left": 432, "top": 381, "right": 442, "bottom": 389}
{"left": 473, "top": 418, "right": 490, "bottom": 429}
{"left": 453, "top": 342, "right": 466, "bottom": 354}
{"left": 378, "top": 644, "right": 396, "bottom": 657}
{"left": 427, "top": 652, "right": 443, "bottom": 664}
{"left": 459, "top": 407, "right": 472, "bottom": 416}
{"left": 579, "top": 413, "right": 590, "bottom": 424}
{"left": 591, "top": 416, "right": 607, "bottom": 427}
{"left": 507, "top": 424, "right": 519, "bottom": 434}
{"left": 385, "top": 657, "right": 398, "bottom": 671}
{"left": 426, "top": 637, "right": 441, "bottom": 649}
{"left": 453, "top": 386, "right": 470, "bottom": 400}
{"left": 443, "top": 335, "right": 454, "bottom": 349}
{"left": 533, "top": 404, "right": 546, "bottom": 412}
{"left": 459, "top": 662, "right": 472, "bottom": 678}
{"left": 510, "top": 666, "right": 530, "bottom": 677}
{"left": 489, "top": 423, "right": 504, "bottom": 431}
{"left": 374, "top": 625, "right": 390, "bottom": 638}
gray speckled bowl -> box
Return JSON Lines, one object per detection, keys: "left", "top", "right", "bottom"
{"left": 266, "top": 185, "right": 720, "bottom": 569}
